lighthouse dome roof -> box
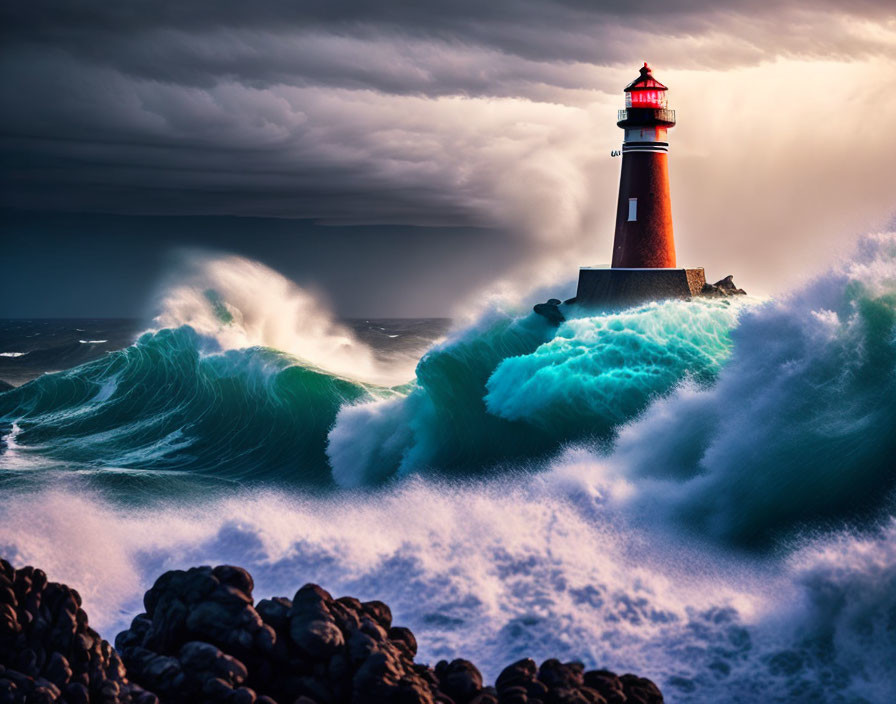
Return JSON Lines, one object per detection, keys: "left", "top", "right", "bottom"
{"left": 624, "top": 62, "right": 668, "bottom": 92}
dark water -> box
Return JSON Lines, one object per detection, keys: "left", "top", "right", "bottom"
{"left": 2, "top": 238, "right": 896, "bottom": 702}
{"left": 0, "top": 318, "right": 141, "bottom": 387}
{"left": 0, "top": 318, "right": 450, "bottom": 387}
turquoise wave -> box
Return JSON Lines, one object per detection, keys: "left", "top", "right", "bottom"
{"left": 327, "top": 298, "right": 746, "bottom": 485}
{"left": 0, "top": 326, "right": 374, "bottom": 485}
{"left": 0, "top": 298, "right": 747, "bottom": 490}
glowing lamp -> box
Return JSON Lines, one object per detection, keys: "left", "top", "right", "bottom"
{"left": 624, "top": 63, "right": 669, "bottom": 108}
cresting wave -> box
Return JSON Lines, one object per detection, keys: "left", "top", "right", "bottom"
{"left": 1, "top": 234, "right": 894, "bottom": 535}
{"left": 151, "top": 253, "right": 416, "bottom": 386}
{"left": 0, "top": 326, "right": 377, "bottom": 484}
{"left": 595, "top": 231, "right": 896, "bottom": 547}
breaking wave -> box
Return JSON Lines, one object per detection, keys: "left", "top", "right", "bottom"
{"left": 0, "top": 326, "right": 378, "bottom": 484}
{"left": 0, "top": 298, "right": 748, "bottom": 490}
{"left": 597, "top": 232, "right": 896, "bottom": 547}
{"left": 151, "top": 252, "right": 417, "bottom": 386}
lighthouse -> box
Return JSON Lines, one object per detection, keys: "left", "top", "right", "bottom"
{"left": 612, "top": 63, "right": 676, "bottom": 268}
{"left": 533, "top": 63, "right": 745, "bottom": 320}
{"left": 574, "top": 62, "right": 706, "bottom": 306}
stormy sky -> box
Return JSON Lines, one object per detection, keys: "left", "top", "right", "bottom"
{"left": 2, "top": 1, "right": 895, "bottom": 317}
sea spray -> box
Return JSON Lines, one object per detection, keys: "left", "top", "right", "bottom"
{"left": 0, "top": 482, "right": 770, "bottom": 692}
{"left": 601, "top": 232, "right": 896, "bottom": 547}
{"left": 152, "top": 252, "right": 417, "bottom": 386}
{"left": 4, "top": 481, "right": 896, "bottom": 702}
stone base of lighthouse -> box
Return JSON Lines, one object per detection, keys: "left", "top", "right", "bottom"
{"left": 575, "top": 267, "right": 706, "bottom": 308}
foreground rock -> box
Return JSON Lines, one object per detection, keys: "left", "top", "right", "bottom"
{"left": 494, "top": 658, "right": 663, "bottom": 704}
{"left": 2, "top": 560, "right": 664, "bottom": 703}
{"left": 0, "top": 558, "right": 157, "bottom": 704}
{"left": 115, "top": 564, "right": 449, "bottom": 704}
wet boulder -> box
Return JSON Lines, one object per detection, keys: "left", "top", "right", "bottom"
{"left": 3, "top": 559, "right": 664, "bottom": 704}
{"left": 494, "top": 658, "right": 663, "bottom": 704}
{"left": 116, "top": 566, "right": 451, "bottom": 704}
{"left": 434, "top": 659, "right": 483, "bottom": 703}
{"left": 619, "top": 674, "right": 664, "bottom": 704}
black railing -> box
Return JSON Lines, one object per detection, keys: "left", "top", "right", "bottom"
{"left": 617, "top": 108, "right": 676, "bottom": 124}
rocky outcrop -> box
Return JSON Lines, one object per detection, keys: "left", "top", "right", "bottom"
{"left": 0, "top": 558, "right": 157, "bottom": 704}
{"left": 700, "top": 275, "right": 746, "bottom": 298}
{"left": 2, "top": 560, "right": 664, "bottom": 704}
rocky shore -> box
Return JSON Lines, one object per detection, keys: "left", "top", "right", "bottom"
{"left": 1, "top": 559, "right": 663, "bottom": 704}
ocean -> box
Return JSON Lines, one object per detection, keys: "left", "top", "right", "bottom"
{"left": 1, "top": 236, "right": 895, "bottom": 703}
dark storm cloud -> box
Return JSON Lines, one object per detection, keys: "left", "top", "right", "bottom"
{"left": 0, "top": 0, "right": 892, "bottom": 213}
{"left": 1, "top": 1, "right": 895, "bottom": 316}
{"left": 2, "top": 0, "right": 893, "bottom": 222}
{"left": 3, "top": 1, "right": 895, "bottom": 95}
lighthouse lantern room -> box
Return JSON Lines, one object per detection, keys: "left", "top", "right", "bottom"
{"left": 624, "top": 63, "right": 669, "bottom": 108}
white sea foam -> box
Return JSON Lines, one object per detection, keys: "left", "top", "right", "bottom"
{"left": 2, "top": 480, "right": 894, "bottom": 702}
{"left": 0, "top": 352, "right": 26, "bottom": 357}
{"left": 0, "top": 422, "right": 49, "bottom": 471}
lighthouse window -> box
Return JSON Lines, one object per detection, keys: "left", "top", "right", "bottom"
{"left": 628, "top": 198, "right": 638, "bottom": 221}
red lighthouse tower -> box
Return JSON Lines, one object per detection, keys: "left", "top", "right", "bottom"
{"left": 574, "top": 62, "right": 705, "bottom": 307}
{"left": 612, "top": 63, "right": 677, "bottom": 268}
